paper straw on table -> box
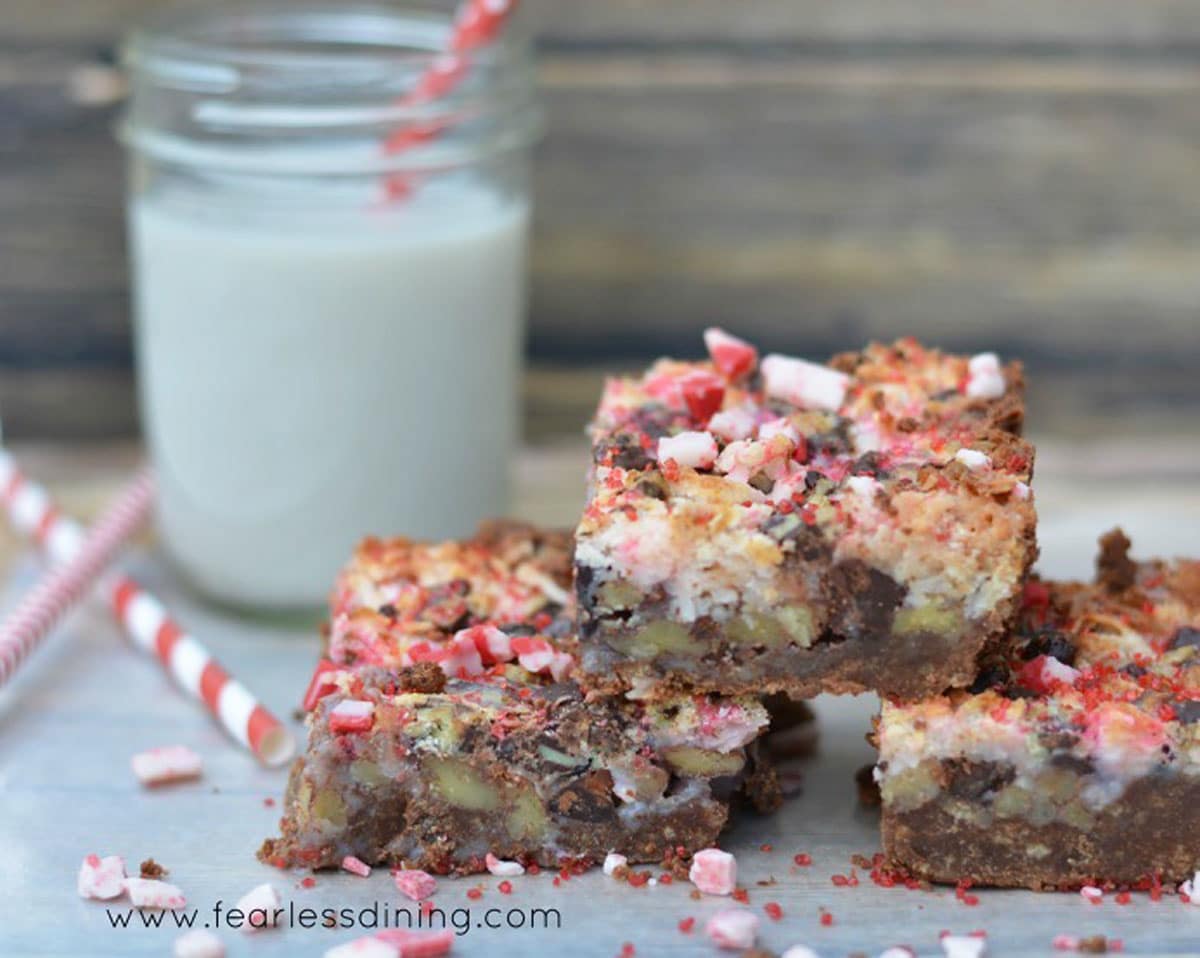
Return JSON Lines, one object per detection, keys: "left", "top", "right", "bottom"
{"left": 381, "top": 0, "right": 520, "bottom": 195}
{"left": 0, "top": 452, "right": 295, "bottom": 767}
{"left": 0, "top": 468, "right": 153, "bottom": 685}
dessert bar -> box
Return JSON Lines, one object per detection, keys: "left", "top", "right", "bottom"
{"left": 877, "top": 531, "right": 1200, "bottom": 888}
{"left": 574, "top": 332, "right": 1036, "bottom": 701}
{"left": 261, "top": 522, "right": 775, "bottom": 873}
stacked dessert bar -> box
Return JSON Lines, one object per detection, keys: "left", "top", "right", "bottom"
{"left": 261, "top": 522, "right": 777, "bottom": 874}
{"left": 267, "top": 329, "right": 1196, "bottom": 889}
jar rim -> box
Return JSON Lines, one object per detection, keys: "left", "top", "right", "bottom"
{"left": 119, "top": 0, "right": 541, "bottom": 174}
{"left": 123, "top": 1, "right": 518, "bottom": 82}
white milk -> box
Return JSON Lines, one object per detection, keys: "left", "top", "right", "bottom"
{"left": 130, "top": 180, "right": 529, "bottom": 608}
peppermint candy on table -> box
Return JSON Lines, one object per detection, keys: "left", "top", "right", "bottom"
{"left": 705, "top": 908, "right": 759, "bottom": 950}
{"left": 77, "top": 854, "right": 126, "bottom": 900}
{"left": 394, "top": 869, "right": 438, "bottom": 902}
{"left": 689, "top": 847, "right": 737, "bottom": 896}
{"left": 125, "top": 877, "right": 187, "bottom": 910}
{"left": 485, "top": 853, "right": 524, "bottom": 877}
{"left": 327, "top": 930, "right": 455, "bottom": 958}
{"left": 131, "top": 745, "right": 203, "bottom": 787}
{"left": 236, "top": 882, "right": 282, "bottom": 932}
{"left": 342, "top": 855, "right": 372, "bottom": 878}
{"left": 603, "top": 852, "right": 628, "bottom": 876}
{"left": 174, "top": 929, "right": 226, "bottom": 958}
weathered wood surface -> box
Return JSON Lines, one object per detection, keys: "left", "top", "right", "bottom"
{"left": 2, "top": 1, "right": 1200, "bottom": 436}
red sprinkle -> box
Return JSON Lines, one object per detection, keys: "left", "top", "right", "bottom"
{"left": 732, "top": 888, "right": 749, "bottom": 904}
{"left": 764, "top": 902, "right": 783, "bottom": 921}
{"left": 759, "top": 844, "right": 773, "bottom": 853}
{"left": 262, "top": 797, "right": 276, "bottom": 808}
{"left": 498, "top": 881, "right": 513, "bottom": 895}
{"left": 794, "top": 853, "right": 812, "bottom": 867}
{"left": 617, "top": 944, "right": 635, "bottom": 958}
{"left": 677, "top": 917, "right": 695, "bottom": 935}
{"left": 300, "top": 877, "right": 316, "bottom": 889}
{"left": 1115, "top": 891, "right": 1131, "bottom": 905}
{"left": 467, "top": 888, "right": 483, "bottom": 900}
{"left": 820, "top": 911, "right": 834, "bottom": 927}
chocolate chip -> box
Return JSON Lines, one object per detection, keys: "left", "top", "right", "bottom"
{"left": 850, "top": 451, "right": 887, "bottom": 478}
{"left": 553, "top": 770, "right": 616, "bottom": 823}
{"left": 944, "top": 759, "right": 1015, "bottom": 800}
{"left": 599, "top": 434, "right": 653, "bottom": 471}
{"left": 827, "top": 560, "right": 906, "bottom": 640}
{"left": 1121, "top": 663, "right": 1147, "bottom": 678}
{"left": 748, "top": 471, "right": 774, "bottom": 494}
{"left": 378, "top": 603, "right": 398, "bottom": 619}
{"left": 1170, "top": 626, "right": 1200, "bottom": 650}
{"left": 969, "top": 666, "right": 1008, "bottom": 694}
{"left": 804, "top": 470, "right": 823, "bottom": 491}
{"left": 1020, "top": 627, "right": 1077, "bottom": 666}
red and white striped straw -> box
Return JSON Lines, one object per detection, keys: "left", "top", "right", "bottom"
{"left": 381, "top": 0, "right": 520, "bottom": 195}
{"left": 0, "top": 468, "right": 153, "bottom": 685}
{"left": 0, "top": 452, "right": 294, "bottom": 767}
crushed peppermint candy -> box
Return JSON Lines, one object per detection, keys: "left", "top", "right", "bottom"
{"left": 603, "top": 853, "right": 628, "bottom": 877}
{"left": 236, "top": 882, "right": 282, "bottom": 932}
{"left": 78, "top": 854, "right": 126, "bottom": 900}
{"left": 761, "top": 353, "right": 849, "bottom": 412}
{"left": 326, "top": 930, "right": 454, "bottom": 958}
{"left": 173, "top": 929, "right": 226, "bottom": 958}
{"left": 485, "top": 853, "right": 524, "bottom": 877}
{"left": 376, "top": 929, "right": 455, "bottom": 957}
{"left": 342, "top": 856, "right": 372, "bottom": 878}
{"left": 705, "top": 908, "right": 759, "bottom": 950}
{"left": 965, "top": 352, "right": 1006, "bottom": 400}
{"left": 325, "top": 937, "right": 396, "bottom": 958}
{"left": 1179, "top": 871, "right": 1200, "bottom": 902}
{"left": 941, "top": 934, "right": 987, "bottom": 958}
{"left": 954, "top": 449, "right": 991, "bottom": 471}
{"left": 709, "top": 405, "right": 757, "bottom": 442}
{"left": 1079, "top": 885, "right": 1103, "bottom": 903}
{"left": 704, "top": 327, "right": 758, "bottom": 381}
{"left": 131, "top": 745, "right": 203, "bottom": 787}
{"left": 657, "top": 431, "right": 718, "bottom": 470}
{"left": 844, "top": 475, "right": 881, "bottom": 497}
{"left": 689, "top": 848, "right": 737, "bottom": 896}
{"left": 329, "top": 699, "right": 375, "bottom": 734}
{"left": 125, "top": 877, "right": 187, "bottom": 910}
{"left": 394, "top": 869, "right": 438, "bottom": 902}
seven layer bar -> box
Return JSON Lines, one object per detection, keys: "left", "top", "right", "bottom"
{"left": 261, "top": 522, "right": 776, "bottom": 874}
{"left": 574, "top": 332, "right": 1037, "bottom": 701}
{"left": 877, "top": 530, "right": 1200, "bottom": 889}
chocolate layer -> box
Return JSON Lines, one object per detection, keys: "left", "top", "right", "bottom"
{"left": 884, "top": 775, "right": 1200, "bottom": 889}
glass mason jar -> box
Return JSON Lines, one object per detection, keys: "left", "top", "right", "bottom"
{"left": 120, "top": 1, "right": 540, "bottom": 612}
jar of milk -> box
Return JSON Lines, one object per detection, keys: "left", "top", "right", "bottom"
{"left": 120, "top": 2, "right": 540, "bottom": 610}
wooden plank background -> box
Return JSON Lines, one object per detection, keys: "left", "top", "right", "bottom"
{"left": 2, "top": 0, "right": 1200, "bottom": 438}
